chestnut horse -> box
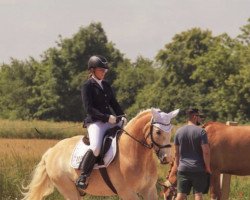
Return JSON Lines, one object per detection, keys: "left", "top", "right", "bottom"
{"left": 162, "top": 122, "right": 250, "bottom": 200}
{"left": 22, "top": 108, "right": 179, "bottom": 200}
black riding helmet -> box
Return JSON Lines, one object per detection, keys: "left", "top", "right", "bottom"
{"left": 88, "top": 55, "right": 109, "bottom": 70}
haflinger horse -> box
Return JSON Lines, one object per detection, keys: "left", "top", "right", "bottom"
{"left": 162, "top": 122, "right": 250, "bottom": 200}
{"left": 22, "top": 108, "right": 179, "bottom": 200}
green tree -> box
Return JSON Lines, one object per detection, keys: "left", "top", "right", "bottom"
{"left": 0, "top": 59, "right": 36, "bottom": 119}
{"left": 237, "top": 18, "right": 250, "bottom": 45}
{"left": 33, "top": 22, "right": 124, "bottom": 121}
{"left": 191, "top": 34, "right": 241, "bottom": 120}
{"left": 140, "top": 28, "right": 215, "bottom": 120}
{"left": 113, "top": 56, "right": 157, "bottom": 116}
{"left": 0, "top": 22, "right": 124, "bottom": 121}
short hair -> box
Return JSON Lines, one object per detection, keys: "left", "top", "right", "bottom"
{"left": 186, "top": 108, "right": 200, "bottom": 115}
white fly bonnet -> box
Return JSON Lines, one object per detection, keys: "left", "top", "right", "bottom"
{"left": 151, "top": 108, "right": 179, "bottom": 132}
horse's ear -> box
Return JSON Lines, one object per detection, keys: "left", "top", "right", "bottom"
{"left": 169, "top": 109, "right": 180, "bottom": 119}
{"left": 151, "top": 108, "right": 160, "bottom": 120}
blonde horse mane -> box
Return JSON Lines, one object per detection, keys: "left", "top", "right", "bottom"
{"left": 126, "top": 108, "right": 155, "bottom": 127}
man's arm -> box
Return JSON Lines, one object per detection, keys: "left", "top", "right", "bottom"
{"left": 201, "top": 144, "right": 212, "bottom": 173}
{"left": 174, "top": 145, "right": 180, "bottom": 168}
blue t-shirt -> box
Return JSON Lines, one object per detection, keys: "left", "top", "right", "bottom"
{"left": 174, "top": 124, "right": 208, "bottom": 172}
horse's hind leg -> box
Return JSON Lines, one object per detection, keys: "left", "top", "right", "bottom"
{"left": 210, "top": 171, "right": 221, "bottom": 200}
{"left": 53, "top": 176, "right": 81, "bottom": 200}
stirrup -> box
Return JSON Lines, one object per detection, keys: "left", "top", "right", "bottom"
{"left": 75, "top": 176, "right": 88, "bottom": 190}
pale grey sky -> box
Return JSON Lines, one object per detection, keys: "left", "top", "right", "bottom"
{"left": 0, "top": 0, "right": 249, "bottom": 63}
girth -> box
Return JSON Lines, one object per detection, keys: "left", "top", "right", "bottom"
{"left": 98, "top": 126, "right": 122, "bottom": 194}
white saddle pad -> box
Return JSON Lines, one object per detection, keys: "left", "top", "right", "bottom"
{"left": 70, "top": 136, "right": 117, "bottom": 169}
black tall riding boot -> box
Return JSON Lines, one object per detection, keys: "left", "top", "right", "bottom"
{"left": 75, "top": 149, "right": 97, "bottom": 190}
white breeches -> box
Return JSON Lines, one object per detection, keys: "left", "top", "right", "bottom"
{"left": 87, "top": 121, "right": 122, "bottom": 157}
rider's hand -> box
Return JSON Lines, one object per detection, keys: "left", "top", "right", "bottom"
{"left": 108, "top": 115, "right": 117, "bottom": 124}
{"left": 121, "top": 117, "right": 128, "bottom": 125}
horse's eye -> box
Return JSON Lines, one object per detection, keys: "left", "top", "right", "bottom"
{"left": 156, "top": 130, "right": 161, "bottom": 135}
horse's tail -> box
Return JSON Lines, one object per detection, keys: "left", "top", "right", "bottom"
{"left": 21, "top": 148, "right": 54, "bottom": 200}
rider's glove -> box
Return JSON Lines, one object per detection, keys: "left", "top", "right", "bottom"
{"left": 121, "top": 117, "right": 128, "bottom": 125}
{"left": 108, "top": 115, "right": 117, "bottom": 124}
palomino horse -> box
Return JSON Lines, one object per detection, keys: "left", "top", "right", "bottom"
{"left": 22, "top": 108, "right": 179, "bottom": 200}
{"left": 162, "top": 122, "right": 250, "bottom": 200}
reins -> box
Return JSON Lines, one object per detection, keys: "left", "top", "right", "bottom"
{"left": 121, "top": 128, "right": 153, "bottom": 149}
{"left": 121, "top": 118, "right": 172, "bottom": 150}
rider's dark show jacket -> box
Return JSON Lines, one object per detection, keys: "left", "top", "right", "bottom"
{"left": 81, "top": 77, "right": 124, "bottom": 125}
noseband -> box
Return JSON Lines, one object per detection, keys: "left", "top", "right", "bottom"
{"left": 147, "top": 121, "right": 172, "bottom": 149}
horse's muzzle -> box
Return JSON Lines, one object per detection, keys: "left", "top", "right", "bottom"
{"left": 160, "top": 155, "right": 173, "bottom": 164}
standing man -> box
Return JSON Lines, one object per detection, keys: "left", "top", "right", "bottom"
{"left": 174, "top": 108, "right": 211, "bottom": 200}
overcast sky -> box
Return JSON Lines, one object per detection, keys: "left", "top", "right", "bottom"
{"left": 0, "top": 0, "right": 249, "bottom": 64}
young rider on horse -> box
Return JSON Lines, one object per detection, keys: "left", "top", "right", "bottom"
{"left": 75, "top": 55, "right": 126, "bottom": 190}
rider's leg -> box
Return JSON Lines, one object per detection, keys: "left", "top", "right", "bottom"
{"left": 76, "top": 121, "right": 111, "bottom": 189}
{"left": 75, "top": 149, "right": 97, "bottom": 189}
{"left": 88, "top": 122, "right": 109, "bottom": 156}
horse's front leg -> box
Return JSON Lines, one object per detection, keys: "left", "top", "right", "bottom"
{"left": 141, "top": 186, "right": 158, "bottom": 200}
{"left": 118, "top": 188, "right": 140, "bottom": 200}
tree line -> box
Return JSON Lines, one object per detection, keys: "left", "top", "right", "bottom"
{"left": 0, "top": 20, "right": 249, "bottom": 123}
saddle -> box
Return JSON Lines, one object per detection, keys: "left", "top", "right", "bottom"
{"left": 70, "top": 126, "right": 122, "bottom": 169}
{"left": 82, "top": 125, "right": 122, "bottom": 164}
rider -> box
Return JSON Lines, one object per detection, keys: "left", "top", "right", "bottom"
{"left": 75, "top": 55, "right": 126, "bottom": 190}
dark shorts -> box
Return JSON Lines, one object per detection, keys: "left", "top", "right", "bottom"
{"left": 177, "top": 171, "right": 210, "bottom": 195}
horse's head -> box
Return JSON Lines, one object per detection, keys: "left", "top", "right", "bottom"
{"left": 149, "top": 108, "right": 179, "bottom": 164}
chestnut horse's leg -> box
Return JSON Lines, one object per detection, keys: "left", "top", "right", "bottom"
{"left": 141, "top": 186, "right": 158, "bottom": 200}
{"left": 210, "top": 171, "right": 221, "bottom": 200}
{"left": 118, "top": 188, "right": 140, "bottom": 200}
{"left": 52, "top": 176, "right": 82, "bottom": 200}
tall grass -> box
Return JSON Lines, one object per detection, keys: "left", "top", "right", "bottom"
{"left": 0, "top": 119, "right": 85, "bottom": 139}
{"left": 0, "top": 139, "right": 58, "bottom": 199}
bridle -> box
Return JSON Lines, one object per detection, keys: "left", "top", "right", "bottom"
{"left": 148, "top": 120, "right": 172, "bottom": 149}
{"left": 122, "top": 118, "right": 172, "bottom": 150}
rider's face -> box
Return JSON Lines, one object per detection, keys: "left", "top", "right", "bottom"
{"left": 94, "top": 67, "right": 108, "bottom": 80}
